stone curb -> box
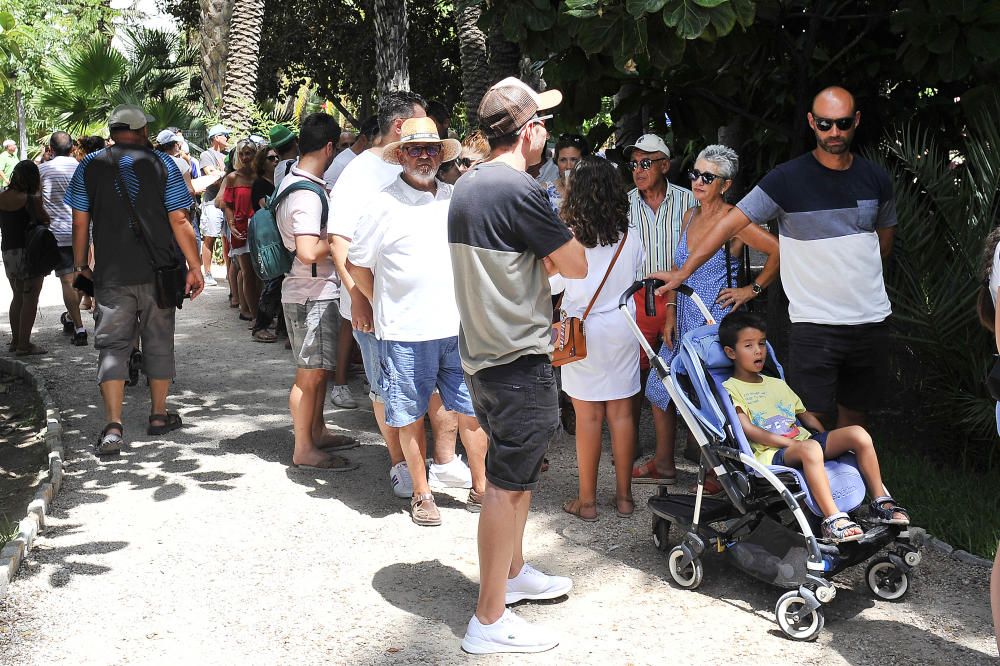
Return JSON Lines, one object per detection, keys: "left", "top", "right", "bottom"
{"left": 904, "top": 527, "right": 993, "bottom": 568}
{"left": 0, "top": 358, "right": 64, "bottom": 599}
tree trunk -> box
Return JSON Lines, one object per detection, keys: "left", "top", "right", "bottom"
{"left": 221, "top": 0, "right": 265, "bottom": 132}
{"left": 373, "top": 0, "right": 411, "bottom": 97}
{"left": 199, "top": 0, "right": 232, "bottom": 116}
{"left": 15, "top": 88, "right": 26, "bottom": 160}
{"left": 455, "top": 0, "right": 488, "bottom": 127}
{"left": 486, "top": 23, "right": 521, "bottom": 84}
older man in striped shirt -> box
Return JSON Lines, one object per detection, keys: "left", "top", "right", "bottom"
{"left": 624, "top": 134, "right": 695, "bottom": 421}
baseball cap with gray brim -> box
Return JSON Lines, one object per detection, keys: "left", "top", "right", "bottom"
{"left": 108, "top": 104, "right": 154, "bottom": 130}
{"left": 207, "top": 124, "right": 231, "bottom": 139}
{"left": 624, "top": 134, "right": 671, "bottom": 159}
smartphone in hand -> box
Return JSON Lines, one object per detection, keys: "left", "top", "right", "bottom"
{"left": 72, "top": 273, "right": 95, "bottom": 297}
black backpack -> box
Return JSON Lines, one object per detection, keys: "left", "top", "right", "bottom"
{"left": 24, "top": 222, "right": 60, "bottom": 277}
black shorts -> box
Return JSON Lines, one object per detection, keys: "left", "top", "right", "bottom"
{"left": 466, "top": 354, "right": 559, "bottom": 492}
{"left": 787, "top": 321, "right": 890, "bottom": 415}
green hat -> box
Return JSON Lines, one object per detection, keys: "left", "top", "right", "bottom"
{"left": 268, "top": 124, "right": 296, "bottom": 149}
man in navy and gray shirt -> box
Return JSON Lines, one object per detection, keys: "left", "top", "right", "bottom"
{"left": 654, "top": 86, "right": 896, "bottom": 429}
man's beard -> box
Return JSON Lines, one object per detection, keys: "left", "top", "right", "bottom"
{"left": 404, "top": 165, "right": 437, "bottom": 186}
{"left": 817, "top": 136, "right": 851, "bottom": 154}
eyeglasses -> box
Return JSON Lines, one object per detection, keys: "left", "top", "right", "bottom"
{"left": 404, "top": 145, "right": 441, "bottom": 158}
{"left": 523, "top": 114, "right": 553, "bottom": 131}
{"left": 813, "top": 116, "right": 855, "bottom": 132}
{"left": 456, "top": 157, "right": 475, "bottom": 168}
{"left": 628, "top": 157, "right": 667, "bottom": 172}
{"left": 266, "top": 155, "right": 279, "bottom": 162}
{"left": 688, "top": 169, "right": 726, "bottom": 185}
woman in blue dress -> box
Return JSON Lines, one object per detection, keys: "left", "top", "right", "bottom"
{"left": 633, "top": 145, "right": 780, "bottom": 485}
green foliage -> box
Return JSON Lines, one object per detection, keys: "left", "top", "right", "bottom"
{"left": 39, "top": 31, "right": 196, "bottom": 136}
{"left": 873, "top": 99, "right": 1000, "bottom": 470}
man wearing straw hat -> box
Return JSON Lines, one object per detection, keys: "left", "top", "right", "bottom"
{"left": 347, "top": 117, "right": 487, "bottom": 525}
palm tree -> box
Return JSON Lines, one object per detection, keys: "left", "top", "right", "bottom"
{"left": 455, "top": 0, "right": 488, "bottom": 126}
{"left": 220, "top": 0, "right": 264, "bottom": 130}
{"left": 39, "top": 33, "right": 195, "bottom": 135}
{"left": 373, "top": 0, "right": 411, "bottom": 97}
{"left": 199, "top": 0, "right": 232, "bottom": 115}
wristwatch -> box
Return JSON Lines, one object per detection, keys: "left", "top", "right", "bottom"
{"left": 751, "top": 282, "right": 763, "bottom": 296}
{"left": 74, "top": 265, "right": 89, "bottom": 272}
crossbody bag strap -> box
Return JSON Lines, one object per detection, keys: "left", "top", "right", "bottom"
{"left": 106, "top": 147, "right": 161, "bottom": 270}
{"left": 582, "top": 228, "right": 628, "bottom": 321}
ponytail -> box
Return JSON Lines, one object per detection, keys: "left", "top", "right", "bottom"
{"left": 977, "top": 227, "right": 1000, "bottom": 331}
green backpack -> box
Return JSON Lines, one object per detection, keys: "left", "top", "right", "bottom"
{"left": 248, "top": 180, "right": 328, "bottom": 281}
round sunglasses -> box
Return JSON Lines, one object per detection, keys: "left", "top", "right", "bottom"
{"left": 627, "top": 157, "right": 667, "bottom": 172}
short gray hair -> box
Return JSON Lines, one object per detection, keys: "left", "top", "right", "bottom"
{"left": 697, "top": 144, "right": 739, "bottom": 180}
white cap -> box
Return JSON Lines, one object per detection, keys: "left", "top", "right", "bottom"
{"left": 155, "top": 129, "right": 181, "bottom": 145}
{"left": 624, "top": 134, "right": 671, "bottom": 159}
{"left": 2, "top": 139, "right": 15, "bottom": 148}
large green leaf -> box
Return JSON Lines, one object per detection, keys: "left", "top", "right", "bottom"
{"left": 664, "top": 1, "right": 711, "bottom": 40}
{"left": 576, "top": 14, "right": 621, "bottom": 54}
{"left": 626, "top": 0, "right": 670, "bottom": 17}
{"left": 692, "top": 0, "right": 729, "bottom": 7}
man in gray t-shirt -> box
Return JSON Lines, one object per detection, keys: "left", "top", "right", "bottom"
{"left": 197, "top": 124, "right": 229, "bottom": 285}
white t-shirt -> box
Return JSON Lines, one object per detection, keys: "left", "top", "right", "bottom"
{"left": 273, "top": 158, "right": 297, "bottom": 190}
{"left": 348, "top": 176, "right": 458, "bottom": 341}
{"left": 275, "top": 166, "right": 339, "bottom": 305}
{"left": 990, "top": 242, "right": 1000, "bottom": 308}
{"left": 329, "top": 149, "right": 402, "bottom": 319}
{"left": 324, "top": 148, "right": 357, "bottom": 188}
{"left": 39, "top": 156, "right": 79, "bottom": 246}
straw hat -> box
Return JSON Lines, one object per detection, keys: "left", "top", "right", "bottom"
{"left": 381, "top": 117, "right": 461, "bottom": 165}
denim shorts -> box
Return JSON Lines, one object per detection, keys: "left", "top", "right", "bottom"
{"left": 770, "top": 431, "right": 829, "bottom": 467}
{"left": 378, "top": 337, "right": 474, "bottom": 427}
{"left": 284, "top": 299, "right": 340, "bottom": 370}
{"left": 353, "top": 329, "right": 383, "bottom": 402}
{"left": 466, "top": 355, "right": 559, "bottom": 492}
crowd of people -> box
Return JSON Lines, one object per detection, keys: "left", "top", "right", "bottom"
{"left": 0, "top": 80, "right": 931, "bottom": 654}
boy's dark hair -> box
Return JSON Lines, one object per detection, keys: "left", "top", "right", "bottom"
{"left": 719, "top": 311, "right": 767, "bottom": 349}
{"left": 377, "top": 90, "right": 426, "bottom": 139}
{"left": 426, "top": 100, "right": 450, "bottom": 124}
{"left": 78, "top": 135, "right": 106, "bottom": 155}
{"left": 359, "top": 115, "right": 379, "bottom": 141}
{"left": 299, "top": 112, "right": 341, "bottom": 154}
{"left": 487, "top": 132, "right": 519, "bottom": 152}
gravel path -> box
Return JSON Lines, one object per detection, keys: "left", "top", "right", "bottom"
{"left": 0, "top": 271, "right": 997, "bottom": 665}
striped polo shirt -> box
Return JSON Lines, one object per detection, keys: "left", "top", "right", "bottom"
{"left": 628, "top": 182, "right": 697, "bottom": 279}
{"left": 737, "top": 152, "right": 896, "bottom": 325}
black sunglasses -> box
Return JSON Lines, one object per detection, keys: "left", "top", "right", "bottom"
{"left": 404, "top": 145, "right": 440, "bottom": 158}
{"left": 266, "top": 155, "right": 279, "bottom": 162}
{"left": 688, "top": 169, "right": 726, "bottom": 185}
{"left": 627, "top": 157, "right": 667, "bottom": 172}
{"left": 456, "top": 157, "right": 474, "bottom": 168}
{"left": 813, "top": 116, "right": 855, "bottom": 132}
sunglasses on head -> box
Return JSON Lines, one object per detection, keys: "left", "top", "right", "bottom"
{"left": 628, "top": 157, "right": 667, "bottom": 172}
{"left": 688, "top": 169, "right": 726, "bottom": 185}
{"left": 404, "top": 145, "right": 441, "bottom": 158}
{"left": 813, "top": 115, "right": 855, "bottom": 132}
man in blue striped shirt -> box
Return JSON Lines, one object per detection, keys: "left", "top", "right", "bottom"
{"left": 66, "top": 104, "right": 204, "bottom": 456}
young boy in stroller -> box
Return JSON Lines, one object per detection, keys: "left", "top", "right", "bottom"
{"left": 719, "top": 311, "right": 909, "bottom": 543}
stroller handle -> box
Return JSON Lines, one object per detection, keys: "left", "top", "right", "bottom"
{"left": 618, "top": 281, "right": 707, "bottom": 320}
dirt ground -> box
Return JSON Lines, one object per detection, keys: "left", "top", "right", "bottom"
{"left": 0, "top": 373, "right": 46, "bottom": 540}
{"left": 0, "top": 270, "right": 996, "bottom": 665}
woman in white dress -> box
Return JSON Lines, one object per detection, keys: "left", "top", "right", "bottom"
{"left": 560, "top": 157, "right": 645, "bottom": 520}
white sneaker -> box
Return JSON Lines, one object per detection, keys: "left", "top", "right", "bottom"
{"left": 203, "top": 272, "right": 217, "bottom": 287}
{"left": 329, "top": 384, "right": 358, "bottom": 409}
{"left": 389, "top": 461, "right": 413, "bottom": 498}
{"left": 428, "top": 456, "right": 472, "bottom": 490}
{"left": 505, "top": 563, "right": 573, "bottom": 604}
{"left": 462, "top": 609, "right": 558, "bottom": 655}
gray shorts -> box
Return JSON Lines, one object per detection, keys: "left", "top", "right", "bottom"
{"left": 2, "top": 248, "right": 28, "bottom": 281}
{"left": 284, "top": 299, "right": 340, "bottom": 370}
{"left": 54, "top": 246, "right": 75, "bottom": 277}
{"left": 94, "top": 282, "right": 176, "bottom": 384}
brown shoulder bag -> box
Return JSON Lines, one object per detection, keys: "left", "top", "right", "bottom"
{"left": 551, "top": 229, "right": 628, "bottom": 367}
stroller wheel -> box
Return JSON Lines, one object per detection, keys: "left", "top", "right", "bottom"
{"left": 775, "top": 591, "right": 825, "bottom": 641}
{"left": 865, "top": 557, "right": 910, "bottom": 601}
{"left": 667, "top": 546, "right": 703, "bottom": 589}
{"left": 652, "top": 517, "right": 671, "bottom": 552}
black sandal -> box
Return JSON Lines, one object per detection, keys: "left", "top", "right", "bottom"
{"left": 147, "top": 412, "right": 183, "bottom": 435}
{"left": 869, "top": 496, "right": 910, "bottom": 525}
{"left": 96, "top": 422, "right": 124, "bottom": 456}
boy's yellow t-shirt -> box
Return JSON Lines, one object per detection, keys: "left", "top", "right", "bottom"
{"left": 722, "top": 375, "right": 812, "bottom": 465}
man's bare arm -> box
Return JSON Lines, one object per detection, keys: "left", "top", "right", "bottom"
{"left": 346, "top": 260, "right": 375, "bottom": 302}
{"left": 877, "top": 227, "right": 894, "bottom": 260}
{"left": 168, "top": 209, "right": 205, "bottom": 299}
{"left": 653, "top": 206, "right": 754, "bottom": 293}
{"left": 545, "top": 237, "right": 588, "bottom": 279}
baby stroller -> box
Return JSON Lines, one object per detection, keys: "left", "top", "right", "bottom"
{"left": 619, "top": 280, "right": 920, "bottom": 641}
